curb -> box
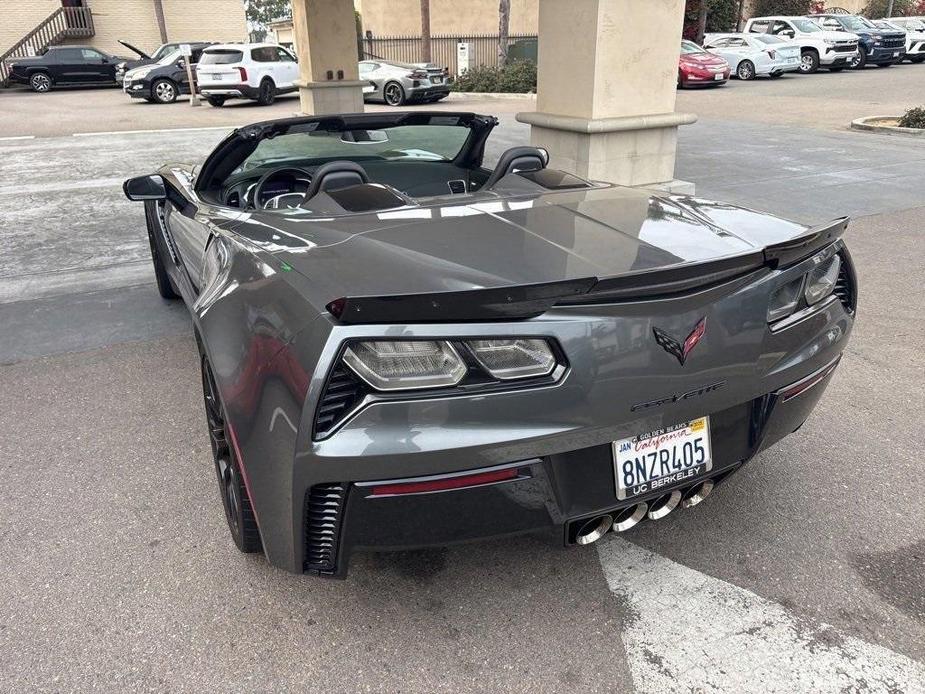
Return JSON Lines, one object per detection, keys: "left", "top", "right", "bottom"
{"left": 447, "top": 91, "right": 536, "bottom": 100}
{"left": 850, "top": 115, "right": 925, "bottom": 136}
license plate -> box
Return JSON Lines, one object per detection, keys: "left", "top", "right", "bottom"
{"left": 894, "top": 51, "right": 901, "bottom": 57}
{"left": 714, "top": 73, "right": 724, "bottom": 81}
{"left": 210, "top": 74, "right": 222, "bottom": 80}
{"left": 613, "top": 417, "right": 712, "bottom": 500}
{"left": 432, "top": 76, "right": 443, "bottom": 84}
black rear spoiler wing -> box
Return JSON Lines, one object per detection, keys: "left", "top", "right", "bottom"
{"left": 327, "top": 217, "right": 848, "bottom": 324}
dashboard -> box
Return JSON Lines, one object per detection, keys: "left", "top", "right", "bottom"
{"left": 222, "top": 167, "right": 313, "bottom": 209}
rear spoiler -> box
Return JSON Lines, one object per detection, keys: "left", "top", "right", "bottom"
{"left": 327, "top": 218, "right": 848, "bottom": 324}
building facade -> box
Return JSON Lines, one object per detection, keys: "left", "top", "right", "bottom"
{"left": 1, "top": 0, "right": 247, "bottom": 59}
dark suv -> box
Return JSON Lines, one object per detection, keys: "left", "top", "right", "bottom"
{"left": 808, "top": 13, "right": 906, "bottom": 68}
{"left": 8, "top": 45, "right": 121, "bottom": 92}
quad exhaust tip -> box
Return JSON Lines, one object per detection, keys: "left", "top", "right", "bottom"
{"left": 575, "top": 514, "right": 613, "bottom": 545}
{"left": 647, "top": 490, "right": 682, "bottom": 520}
{"left": 613, "top": 502, "right": 648, "bottom": 532}
{"left": 682, "top": 479, "right": 715, "bottom": 508}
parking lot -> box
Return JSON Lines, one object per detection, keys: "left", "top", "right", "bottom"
{"left": 2, "top": 63, "right": 925, "bottom": 692}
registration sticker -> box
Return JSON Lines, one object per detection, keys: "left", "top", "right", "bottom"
{"left": 613, "top": 417, "right": 712, "bottom": 500}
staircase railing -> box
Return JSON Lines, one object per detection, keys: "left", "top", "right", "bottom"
{"left": 1, "top": 6, "right": 95, "bottom": 85}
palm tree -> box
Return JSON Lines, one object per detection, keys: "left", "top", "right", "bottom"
{"left": 498, "top": 0, "right": 511, "bottom": 66}
{"left": 420, "top": 0, "right": 432, "bottom": 62}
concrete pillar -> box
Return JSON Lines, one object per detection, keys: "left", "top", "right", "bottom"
{"left": 291, "top": 0, "right": 366, "bottom": 115}
{"left": 517, "top": 0, "right": 696, "bottom": 191}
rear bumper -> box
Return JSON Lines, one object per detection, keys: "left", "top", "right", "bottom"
{"left": 406, "top": 84, "right": 451, "bottom": 101}
{"left": 200, "top": 84, "right": 259, "bottom": 99}
{"left": 310, "top": 354, "right": 843, "bottom": 577}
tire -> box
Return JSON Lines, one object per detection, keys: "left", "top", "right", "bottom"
{"left": 206, "top": 96, "right": 226, "bottom": 107}
{"left": 827, "top": 66, "right": 845, "bottom": 72}
{"left": 769, "top": 72, "right": 784, "bottom": 78}
{"left": 151, "top": 78, "right": 178, "bottom": 104}
{"left": 29, "top": 71, "right": 52, "bottom": 92}
{"left": 911, "top": 55, "right": 925, "bottom": 63}
{"left": 850, "top": 48, "right": 867, "bottom": 69}
{"left": 799, "top": 50, "right": 820, "bottom": 74}
{"left": 144, "top": 97, "right": 157, "bottom": 103}
{"left": 383, "top": 80, "right": 405, "bottom": 106}
{"left": 201, "top": 356, "right": 262, "bottom": 554}
{"left": 256, "top": 78, "right": 276, "bottom": 106}
{"left": 143, "top": 202, "right": 179, "bottom": 300}
{"left": 877, "top": 62, "right": 892, "bottom": 68}
{"left": 736, "top": 60, "right": 756, "bottom": 80}
{"left": 677, "top": 71, "right": 685, "bottom": 89}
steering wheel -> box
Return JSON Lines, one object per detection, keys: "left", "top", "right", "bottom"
{"left": 250, "top": 166, "right": 313, "bottom": 210}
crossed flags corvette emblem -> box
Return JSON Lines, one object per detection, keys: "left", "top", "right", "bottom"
{"left": 652, "top": 317, "right": 707, "bottom": 366}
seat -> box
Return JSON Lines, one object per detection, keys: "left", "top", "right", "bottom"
{"left": 482, "top": 146, "right": 548, "bottom": 189}
{"left": 304, "top": 160, "right": 370, "bottom": 200}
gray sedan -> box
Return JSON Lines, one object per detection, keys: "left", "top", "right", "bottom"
{"left": 359, "top": 59, "right": 451, "bottom": 106}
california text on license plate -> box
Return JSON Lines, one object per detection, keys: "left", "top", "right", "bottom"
{"left": 613, "top": 417, "right": 712, "bottom": 500}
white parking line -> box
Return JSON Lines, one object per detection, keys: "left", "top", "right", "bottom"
{"left": 597, "top": 537, "right": 925, "bottom": 693}
{"left": 71, "top": 125, "right": 235, "bottom": 137}
{"left": 0, "top": 135, "right": 35, "bottom": 141}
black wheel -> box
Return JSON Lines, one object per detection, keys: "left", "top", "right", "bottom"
{"left": 383, "top": 80, "right": 405, "bottom": 106}
{"left": 151, "top": 78, "right": 178, "bottom": 104}
{"left": 206, "top": 95, "right": 226, "bottom": 107}
{"left": 799, "top": 50, "right": 820, "bottom": 74}
{"left": 143, "top": 201, "right": 179, "bottom": 300}
{"left": 201, "top": 356, "right": 262, "bottom": 554}
{"left": 29, "top": 71, "right": 52, "bottom": 92}
{"left": 850, "top": 48, "right": 867, "bottom": 69}
{"left": 256, "top": 78, "right": 276, "bottom": 106}
{"left": 736, "top": 60, "right": 756, "bottom": 80}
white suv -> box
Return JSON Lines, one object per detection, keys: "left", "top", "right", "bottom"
{"left": 196, "top": 43, "right": 299, "bottom": 106}
{"left": 745, "top": 16, "right": 859, "bottom": 73}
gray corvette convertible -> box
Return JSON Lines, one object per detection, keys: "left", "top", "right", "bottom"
{"left": 123, "top": 111, "right": 856, "bottom": 577}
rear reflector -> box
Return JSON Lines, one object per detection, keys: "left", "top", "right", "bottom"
{"left": 370, "top": 468, "right": 518, "bottom": 497}
{"left": 778, "top": 357, "right": 841, "bottom": 402}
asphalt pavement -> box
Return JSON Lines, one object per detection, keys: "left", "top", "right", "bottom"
{"left": 2, "top": 70, "right": 925, "bottom": 693}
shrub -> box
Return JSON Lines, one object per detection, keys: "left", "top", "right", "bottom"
{"left": 751, "top": 0, "right": 813, "bottom": 15}
{"left": 452, "top": 59, "right": 536, "bottom": 93}
{"left": 898, "top": 106, "right": 925, "bottom": 128}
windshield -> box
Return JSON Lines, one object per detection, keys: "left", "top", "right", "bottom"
{"left": 200, "top": 49, "right": 243, "bottom": 65}
{"left": 150, "top": 44, "right": 177, "bottom": 61}
{"left": 754, "top": 34, "right": 787, "bottom": 44}
{"left": 680, "top": 40, "right": 704, "bottom": 54}
{"left": 791, "top": 19, "right": 822, "bottom": 32}
{"left": 905, "top": 19, "right": 925, "bottom": 30}
{"left": 234, "top": 120, "right": 472, "bottom": 173}
{"left": 838, "top": 15, "right": 875, "bottom": 31}
{"left": 157, "top": 49, "right": 182, "bottom": 66}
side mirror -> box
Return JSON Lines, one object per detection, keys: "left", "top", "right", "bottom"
{"left": 177, "top": 59, "right": 186, "bottom": 69}
{"left": 782, "top": 30, "right": 795, "bottom": 38}
{"left": 123, "top": 174, "right": 167, "bottom": 201}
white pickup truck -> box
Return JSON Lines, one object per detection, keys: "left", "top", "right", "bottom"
{"left": 744, "top": 16, "right": 859, "bottom": 73}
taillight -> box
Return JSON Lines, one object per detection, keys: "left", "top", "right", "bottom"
{"left": 369, "top": 467, "right": 519, "bottom": 497}
{"left": 767, "top": 49, "right": 777, "bottom": 59}
{"left": 406, "top": 69, "right": 427, "bottom": 79}
{"left": 237, "top": 66, "right": 248, "bottom": 81}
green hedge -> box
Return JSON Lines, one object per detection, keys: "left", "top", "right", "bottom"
{"left": 452, "top": 60, "right": 537, "bottom": 93}
{"left": 898, "top": 106, "right": 925, "bottom": 128}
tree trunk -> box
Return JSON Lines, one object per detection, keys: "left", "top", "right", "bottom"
{"left": 885, "top": 0, "right": 895, "bottom": 17}
{"left": 153, "top": 0, "right": 168, "bottom": 43}
{"left": 498, "top": 0, "right": 511, "bottom": 67}
{"left": 420, "top": 0, "right": 431, "bottom": 62}
{"left": 735, "top": 0, "right": 746, "bottom": 32}
{"left": 696, "top": 0, "right": 708, "bottom": 45}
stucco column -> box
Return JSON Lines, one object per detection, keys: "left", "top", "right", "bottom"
{"left": 291, "top": 0, "right": 365, "bottom": 115}
{"left": 517, "top": 0, "right": 696, "bottom": 191}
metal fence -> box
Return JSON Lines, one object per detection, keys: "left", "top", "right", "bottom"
{"left": 359, "top": 33, "right": 537, "bottom": 75}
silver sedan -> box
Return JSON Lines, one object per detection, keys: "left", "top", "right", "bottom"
{"left": 359, "top": 59, "right": 451, "bottom": 106}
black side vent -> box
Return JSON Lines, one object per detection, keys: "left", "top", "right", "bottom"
{"left": 833, "top": 254, "right": 856, "bottom": 315}
{"left": 313, "top": 364, "right": 367, "bottom": 439}
{"left": 304, "top": 483, "right": 346, "bottom": 573}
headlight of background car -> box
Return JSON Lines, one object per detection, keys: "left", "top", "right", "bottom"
{"left": 468, "top": 339, "right": 555, "bottom": 380}
{"left": 804, "top": 254, "right": 840, "bottom": 305}
{"left": 343, "top": 341, "right": 467, "bottom": 391}
{"left": 342, "top": 338, "right": 558, "bottom": 391}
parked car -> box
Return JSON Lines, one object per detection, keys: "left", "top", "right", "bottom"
{"left": 195, "top": 43, "right": 299, "bottom": 107}
{"left": 703, "top": 33, "right": 801, "bottom": 79}
{"left": 808, "top": 13, "right": 905, "bottom": 68}
{"left": 121, "top": 110, "right": 857, "bottom": 577}
{"left": 880, "top": 18, "right": 925, "bottom": 62}
{"left": 678, "top": 40, "right": 730, "bottom": 87}
{"left": 115, "top": 39, "right": 211, "bottom": 83}
{"left": 123, "top": 44, "right": 211, "bottom": 104}
{"left": 744, "top": 16, "right": 859, "bottom": 73}
{"left": 359, "top": 59, "right": 451, "bottom": 106}
{"left": 7, "top": 45, "right": 122, "bottom": 92}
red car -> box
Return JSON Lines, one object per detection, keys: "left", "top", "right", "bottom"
{"left": 678, "top": 40, "right": 730, "bottom": 88}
